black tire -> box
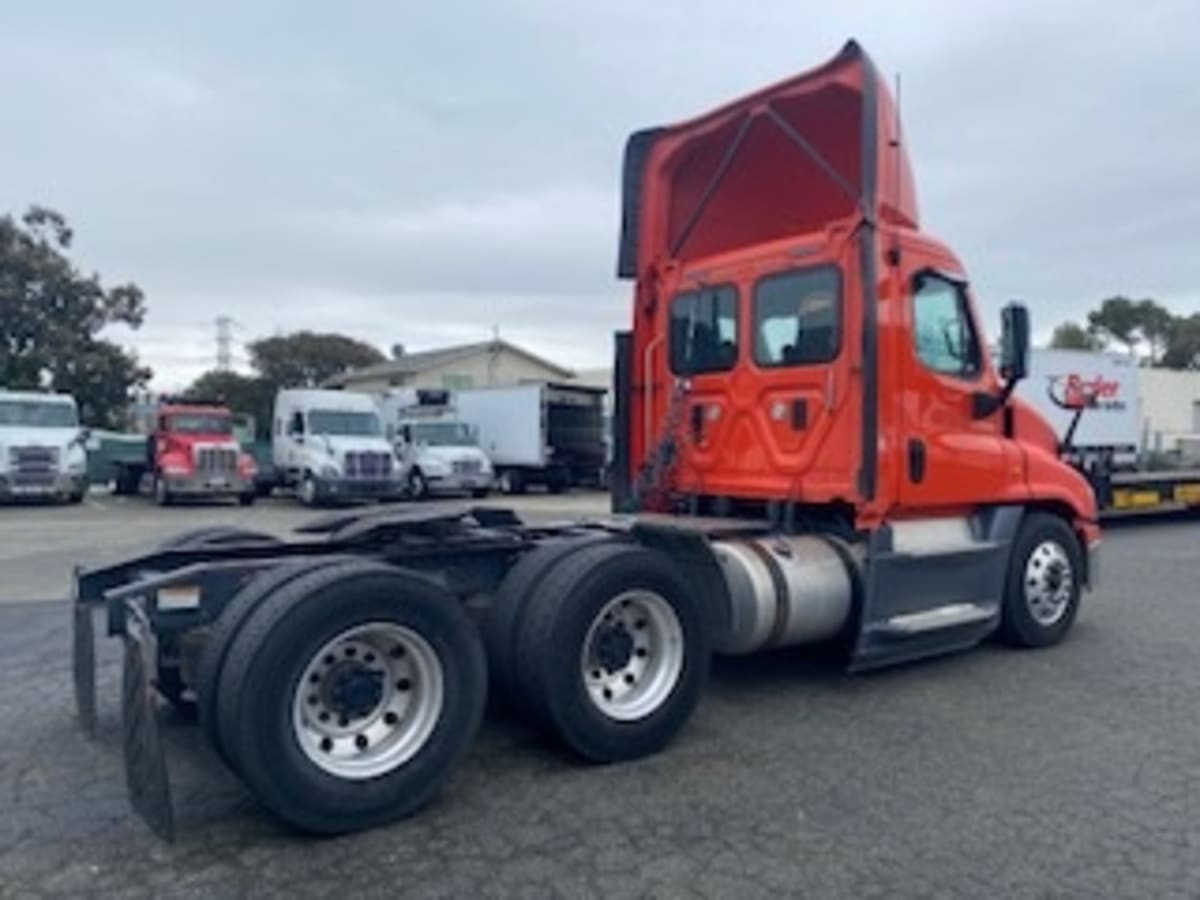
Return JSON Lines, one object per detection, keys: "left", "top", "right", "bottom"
{"left": 408, "top": 469, "right": 429, "bottom": 501}
{"left": 215, "top": 562, "right": 487, "bottom": 834}
{"left": 67, "top": 491, "right": 86, "bottom": 505}
{"left": 154, "top": 475, "right": 173, "bottom": 507}
{"left": 483, "top": 535, "right": 614, "bottom": 704}
{"left": 998, "top": 512, "right": 1083, "bottom": 648}
{"left": 470, "top": 488, "right": 490, "bottom": 499}
{"left": 196, "top": 557, "right": 345, "bottom": 760}
{"left": 159, "top": 526, "right": 282, "bottom": 552}
{"left": 499, "top": 470, "right": 525, "bottom": 496}
{"left": 511, "top": 543, "right": 710, "bottom": 763}
{"left": 238, "top": 492, "right": 256, "bottom": 507}
{"left": 298, "top": 474, "right": 321, "bottom": 507}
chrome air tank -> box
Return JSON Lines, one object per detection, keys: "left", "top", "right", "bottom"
{"left": 710, "top": 535, "right": 857, "bottom": 655}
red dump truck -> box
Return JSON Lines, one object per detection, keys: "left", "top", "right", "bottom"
{"left": 72, "top": 41, "right": 1098, "bottom": 839}
{"left": 111, "top": 398, "right": 258, "bottom": 506}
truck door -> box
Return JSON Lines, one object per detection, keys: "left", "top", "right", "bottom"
{"left": 896, "top": 267, "right": 1013, "bottom": 509}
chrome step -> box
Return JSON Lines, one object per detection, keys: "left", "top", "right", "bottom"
{"left": 881, "top": 603, "right": 995, "bottom": 636}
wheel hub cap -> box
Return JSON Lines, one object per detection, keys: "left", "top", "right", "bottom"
{"left": 1024, "top": 539, "right": 1073, "bottom": 627}
{"left": 292, "top": 623, "right": 445, "bottom": 780}
{"left": 580, "top": 589, "right": 685, "bottom": 722}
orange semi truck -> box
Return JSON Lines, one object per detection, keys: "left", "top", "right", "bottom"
{"left": 72, "top": 42, "right": 1098, "bottom": 839}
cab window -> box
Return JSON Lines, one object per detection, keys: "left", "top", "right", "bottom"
{"left": 753, "top": 266, "right": 841, "bottom": 367}
{"left": 912, "top": 272, "right": 982, "bottom": 378}
{"left": 669, "top": 285, "right": 738, "bottom": 375}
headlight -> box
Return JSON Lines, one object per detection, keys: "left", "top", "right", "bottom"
{"left": 162, "top": 464, "right": 189, "bottom": 477}
{"left": 319, "top": 464, "right": 339, "bottom": 478}
{"left": 67, "top": 457, "right": 87, "bottom": 473}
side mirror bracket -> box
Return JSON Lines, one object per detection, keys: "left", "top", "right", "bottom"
{"left": 972, "top": 302, "right": 1030, "bottom": 420}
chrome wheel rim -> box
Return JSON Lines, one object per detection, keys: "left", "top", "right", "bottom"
{"left": 292, "top": 622, "right": 444, "bottom": 779}
{"left": 1024, "top": 539, "right": 1073, "bottom": 627}
{"left": 580, "top": 590, "right": 684, "bottom": 722}
{"left": 300, "top": 478, "right": 316, "bottom": 505}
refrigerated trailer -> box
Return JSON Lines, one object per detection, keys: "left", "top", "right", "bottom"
{"left": 454, "top": 382, "right": 606, "bottom": 493}
{"left": 72, "top": 41, "right": 1100, "bottom": 840}
{"left": 1015, "top": 349, "right": 1200, "bottom": 515}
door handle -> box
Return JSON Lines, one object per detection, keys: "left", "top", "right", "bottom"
{"left": 907, "top": 438, "right": 926, "bottom": 484}
{"left": 690, "top": 403, "right": 704, "bottom": 445}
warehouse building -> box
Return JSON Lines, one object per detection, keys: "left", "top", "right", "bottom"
{"left": 324, "top": 339, "right": 574, "bottom": 392}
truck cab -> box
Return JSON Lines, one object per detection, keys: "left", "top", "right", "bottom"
{"left": 0, "top": 389, "right": 88, "bottom": 503}
{"left": 377, "top": 389, "right": 494, "bottom": 499}
{"left": 273, "top": 388, "right": 404, "bottom": 506}
{"left": 149, "top": 402, "right": 257, "bottom": 506}
{"left": 614, "top": 40, "right": 1099, "bottom": 668}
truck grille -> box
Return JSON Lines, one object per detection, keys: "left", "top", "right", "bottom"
{"left": 344, "top": 451, "right": 393, "bottom": 479}
{"left": 452, "top": 459, "right": 482, "bottom": 475}
{"left": 9, "top": 446, "right": 59, "bottom": 487}
{"left": 194, "top": 446, "right": 238, "bottom": 476}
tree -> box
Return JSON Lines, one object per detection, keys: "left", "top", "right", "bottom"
{"left": 1162, "top": 313, "right": 1200, "bottom": 370}
{"left": 1086, "top": 296, "right": 1141, "bottom": 355}
{"left": 185, "top": 370, "right": 275, "bottom": 438}
{"left": 248, "top": 331, "right": 385, "bottom": 388}
{"left": 0, "top": 206, "right": 150, "bottom": 428}
{"left": 1048, "top": 321, "right": 1102, "bottom": 351}
{"left": 1135, "top": 298, "right": 1174, "bottom": 365}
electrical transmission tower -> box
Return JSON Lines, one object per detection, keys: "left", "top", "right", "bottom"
{"left": 216, "top": 316, "right": 234, "bottom": 371}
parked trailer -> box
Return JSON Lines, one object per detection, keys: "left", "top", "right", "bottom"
{"left": 71, "top": 41, "right": 1100, "bottom": 840}
{"left": 454, "top": 382, "right": 606, "bottom": 494}
{"left": 1014, "top": 349, "right": 1200, "bottom": 515}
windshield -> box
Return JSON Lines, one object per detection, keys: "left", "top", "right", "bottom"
{"left": 0, "top": 400, "right": 78, "bottom": 428}
{"left": 309, "top": 410, "right": 382, "bottom": 437}
{"left": 167, "top": 413, "right": 233, "bottom": 435}
{"left": 411, "top": 421, "right": 475, "bottom": 446}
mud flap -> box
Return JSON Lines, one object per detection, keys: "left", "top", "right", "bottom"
{"left": 122, "top": 602, "right": 175, "bottom": 842}
{"left": 72, "top": 588, "right": 96, "bottom": 734}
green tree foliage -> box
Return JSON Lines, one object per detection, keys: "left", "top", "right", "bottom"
{"left": 1048, "top": 321, "right": 1102, "bottom": 351}
{"left": 185, "top": 370, "right": 275, "bottom": 438}
{"left": 248, "top": 331, "right": 385, "bottom": 388}
{"left": 1162, "top": 313, "right": 1200, "bottom": 370}
{"left": 0, "top": 206, "right": 150, "bottom": 428}
{"left": 1086, "top": 296, "right": 1141, "bottom": 354}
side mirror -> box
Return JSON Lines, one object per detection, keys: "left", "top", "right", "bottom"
{"left": 75, "top": 426, "right": 92, "bottom": 446}
{"left": 999, "top": 303, "right": 1030, "bottom": 384}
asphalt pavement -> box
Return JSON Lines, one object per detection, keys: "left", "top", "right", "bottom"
{"left": 2, "top": 498, "right": 1200, "bottom": 898}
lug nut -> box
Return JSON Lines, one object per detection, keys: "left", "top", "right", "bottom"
{"left": 355, "top": 734, "right": 368, "bottom": 750}
{"left": 390, "top": 646, "right": 406, "bottom": 659}
{"left": 320, "top": 737, "right": 333, "bottom": 752}
{"left": 364, "top": 652, "right": 376, "bottom": 664}
{"left": 307, "top": 695, "right": 318, "bottom": 706}
{"left": 624, "top": 673, "right": 635, "bottom": 685}
{"left": 395, "top": 678, "right": 412, "bottom": 691}
{"left": 345, "top": 646, "right": 357, "bottom": 657}
{"left": 384, "top": 711, "right": 399, "bottom": 725}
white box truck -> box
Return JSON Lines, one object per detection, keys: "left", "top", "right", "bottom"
{"left": 374, "top": 388, "right": 494, "bottom": 499}
{"left": 271, "top": 389, "right": 405, "bottom": 506}
{"left": 0, "top": 389, "right": 89, "bottom": 503}
{"left": 454, "top": 382, "right": 606, "bottom": 494}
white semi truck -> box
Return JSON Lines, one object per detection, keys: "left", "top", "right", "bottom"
{"left": 454, "top": 382, "right": 606, "bottom": 494}
{"left": 374, "top": 388, "right": 494, "bottom": 499}
{"left": 270, "top": 389, "right": 405, "bottom": 506}
{"left": 0, "top": 389, "right": 89, "bottom": 503}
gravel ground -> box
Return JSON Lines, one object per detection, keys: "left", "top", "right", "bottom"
{"left": 1, "top": 499, "right": 1199, "bottom": 898}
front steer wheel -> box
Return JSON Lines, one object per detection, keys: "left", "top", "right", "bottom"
{"left": 998, "top": 512, "right": 1083, "bottom": 648}
{"left": 214, "top": 562, "right": 487, "bottom": 834}
{"left": 510, "top": 543, "right": 711, "bottom": 762}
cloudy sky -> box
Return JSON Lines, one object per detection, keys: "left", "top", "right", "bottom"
{"left": 1, "top": 1, "right": 1197, "bottom": 388}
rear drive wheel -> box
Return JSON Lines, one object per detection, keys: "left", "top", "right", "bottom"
{"left": 408, "top": 469, "right": 429, "bottom": 500}
{"left": 215, "top": 562, "right": 486, "bottom": 833}
{"left": 483, "top": 536, "right": 613, "bottom": 704}
{"left": 154, "top": 475, "right": 173, "bottom": 507}
{"left": 238, "top": 492, "right": 256, "bottom": 507}
{"left": 470, "top": 488, "right": 490, "bottom": 499}
{"left": 511, "top": 543, "right": 710, "bottom": 762}
{"left": 498, "top": 470, "right": 525, "bottom": 495}
{"left": 299, "top": 474, "right": 320, "bottom": 507}
{"left": 998, "top": 512, "right": 1083, "bottom": 648}
{"left": 196, "top": 557, "right": 344, "bottom": 762}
